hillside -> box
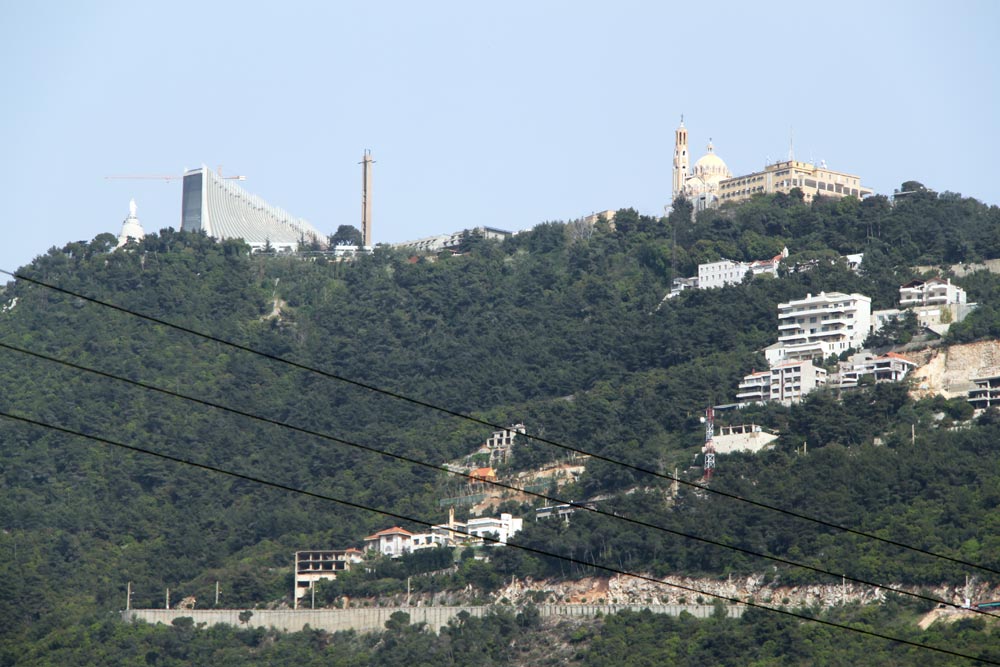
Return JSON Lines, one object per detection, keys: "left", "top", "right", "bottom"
{"left": 4, "top": 187, "right": 1000, "bottom": 664}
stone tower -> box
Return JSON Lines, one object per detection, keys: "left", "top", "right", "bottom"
{"left": 672, "top": 117, "right": 689, "bottom": 200}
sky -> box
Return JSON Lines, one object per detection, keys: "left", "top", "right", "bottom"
{"left": 2, "top": 0, "right": 997, "bottom": 273}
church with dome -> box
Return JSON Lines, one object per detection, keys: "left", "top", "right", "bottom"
{"left": 671, "top": 118, "right": 871, "bottom": 213}
{"left": 671, "top": 118, "right": 733, "bottom": 212}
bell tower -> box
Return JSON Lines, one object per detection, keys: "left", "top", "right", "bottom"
{"left": 672, "top": 116, "right": 689, "bottom": 200}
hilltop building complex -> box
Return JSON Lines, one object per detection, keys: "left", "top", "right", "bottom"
{"left": 672, "top": 119, "right": 871, "bottom": 211}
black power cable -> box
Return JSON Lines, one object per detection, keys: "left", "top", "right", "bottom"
{"left": 2, "top": 339, "right": 989, "bottom": 619}
{"left": 1, "top": 410, "right": 995, "bottom": 666}
{"left": 4, "top": 269, "right": 998, "bottom": 579}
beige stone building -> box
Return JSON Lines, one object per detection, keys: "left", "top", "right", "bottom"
{"left": 671, "top": 119, "right": 871, "bottom": 208}
{"left": 717, "top": 159, "right": 872, "bottom": 204}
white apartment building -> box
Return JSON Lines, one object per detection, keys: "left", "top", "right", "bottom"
{"left": 766, "top": 292, "right": 872, "bottom": 365}
{"left": 899, "top": 278, "right": 966, "bottom": 307}
{"left": 738, "top": 360, "right": 827, "bottom": 404}
{"left": 696, "top": 249, "right": 787, "bottom": 291}
{"left": 466, "top": 513, "right": 523, "bottom": 545}
{"left": 736, "top": 370, "right": 772, "bottom": 402}
{"left": 698, "top": 259, "right": 752, "bottom": 290}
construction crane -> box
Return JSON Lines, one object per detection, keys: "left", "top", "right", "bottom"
{"left": 105, "top": 166, "right": 245, "bottom": 182}
{"left": 701, "top": 406, "right": 716, "bottom": 482}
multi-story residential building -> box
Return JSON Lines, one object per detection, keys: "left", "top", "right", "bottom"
{"left": 482, "top": 423, "right": 525, "bottom": 466}
{"left": 766, "top": 292, "right": 872, "bottom": 365}
{"left": 838, "top": 352, "right": 917, "bottom": 388}
{"left": 293, "top": 549, "right": 364, "bottom": 607}
{"left": 736, "top": 370, "right": 772, "bottom": 402}
{"left": 969, "top": 376, "right": 1000, "bottom": 411}
{"left": 899, "top": 278, "right": 967, "bottom": 307}
{"left": 897, "top": 277, "right": 975, "bottom": 331}
{"left": 465, "top": 513, "right": 523, "bottom": 545}
{"left": 698, "top": 259, "right": 751, "bottom": 289}
{"left": 737, "top": 360, "right": 827, "bottom": 405}
{"left": 769, "top": 360, "right": 827, "bottom": 403}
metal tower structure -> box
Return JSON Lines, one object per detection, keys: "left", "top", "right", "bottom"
{"left": 702, "top": 406, "right": 716, "bottom": 482}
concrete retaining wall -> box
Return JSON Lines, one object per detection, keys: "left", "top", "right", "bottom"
{"left": 123, "top": 603, "right": 744, "bottom": 633}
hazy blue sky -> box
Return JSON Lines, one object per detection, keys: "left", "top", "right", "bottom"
{"left": 2, "top": 1, "right": 997, "bottom": 272}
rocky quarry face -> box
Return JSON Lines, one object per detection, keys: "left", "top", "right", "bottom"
{"left": 489, "top": 574, "right": 1000, "bottom": 611}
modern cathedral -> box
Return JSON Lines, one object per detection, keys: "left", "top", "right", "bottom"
{"left": 671, "top": 118, "right": 871, "bottom": 213}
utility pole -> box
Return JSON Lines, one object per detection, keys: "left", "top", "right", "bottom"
{"left": 126, "top": 581, "right": 132, "bottom": 611}
{"left": 215, "top": 581, "right": 220, "bottom": 606}
{"left": 165, "top": 588, "right": 170, "bottom": 610}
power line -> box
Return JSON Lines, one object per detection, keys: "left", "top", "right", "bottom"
{"left": 1, "top": 409, "right": 994, "bottom": 666}
{"left": 4, "top": 269, "right": 998, "bottom": 578}
{"left": 2, "top": 339, "right": 987, "bottom": 618}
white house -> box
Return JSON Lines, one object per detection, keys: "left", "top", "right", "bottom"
{"left": 363, "top": 527, "right": 416, "bottom": 557}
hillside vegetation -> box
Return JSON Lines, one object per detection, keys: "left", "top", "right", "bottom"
{"left": 4, "top": 184, "right": 1000, "bottom": 664}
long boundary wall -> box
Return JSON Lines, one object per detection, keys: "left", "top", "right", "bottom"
{"left": 123, "top": 603, "right": 744, "bottom": 633}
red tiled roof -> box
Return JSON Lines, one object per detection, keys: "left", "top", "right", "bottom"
{"left": 363, "top": 526, "right": 414, "bottom": 540}
{"left": 881, "top": 352, "right": 917, "bottom": 364}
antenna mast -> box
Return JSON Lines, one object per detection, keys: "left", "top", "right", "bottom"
{"left": 702, "top": 406, "right": 716, "bottom": 482}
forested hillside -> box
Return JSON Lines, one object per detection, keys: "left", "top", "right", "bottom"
{"left": 4, "top": 184, "right": 1000, "bottom": 665}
